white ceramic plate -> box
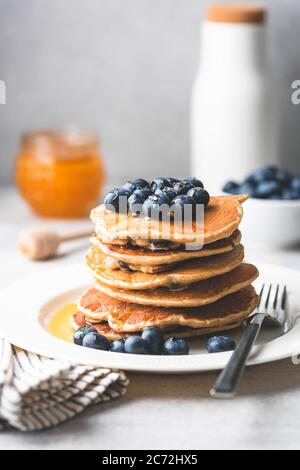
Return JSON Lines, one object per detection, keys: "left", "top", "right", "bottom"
{"left": 0, "top": 262, "right": 300, "bottom": 374}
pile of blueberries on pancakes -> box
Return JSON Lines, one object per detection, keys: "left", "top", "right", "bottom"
{"left": 103, "top": 177, "right": 210, "bottom": 217}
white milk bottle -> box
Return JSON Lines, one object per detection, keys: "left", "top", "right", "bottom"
{"left": 191, "top": 4, "right": 279, "bottom": 193}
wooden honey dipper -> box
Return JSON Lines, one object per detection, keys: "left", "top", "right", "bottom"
{"left": 18, "top": 227, "right": 92, "bottom": 261}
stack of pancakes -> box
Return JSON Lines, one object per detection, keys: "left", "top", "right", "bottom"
{"left": 72, "top": 194, "right": 259, "bottom": 341}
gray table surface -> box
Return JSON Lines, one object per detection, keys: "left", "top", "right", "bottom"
{"left": 0, "top": 187, "right": 300, "bottom": 450}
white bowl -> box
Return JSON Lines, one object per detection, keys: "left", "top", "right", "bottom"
{"left": 240, "top": 197, "right": 300, "bottom": 247}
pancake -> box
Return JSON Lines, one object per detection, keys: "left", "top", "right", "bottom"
{"left": 78, "top": 287, "right": 108, "bottom": 321}
{"left": 98, "top": 286, "right": 259, "bottom": 332}
{"left": 71, "top": 312, "right": 129, "bottom": 341}
{"left": 85, "top": 244, "right": 245, "bottom": 290}
{"left": 94, "top": 230, "right": 242, "bottom": 270}
{"left": 94, "top": 263, "right": 259, "bottom": 307}
{"left": 91, "top": 194, "right": 247, "bottom": 247}
{"left": 71, "top": 312, "right": 244, "bottom": 340}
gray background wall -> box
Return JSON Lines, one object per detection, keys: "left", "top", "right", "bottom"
{"left": 0, "top": 0, "right": 300, "bottom": 185}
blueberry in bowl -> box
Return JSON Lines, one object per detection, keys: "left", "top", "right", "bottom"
{"left": 222, "top": 180, "right": 240, "bottom": 195}
{"left": 254, "top": 180, "right": 282, "bottom": 199}
{"left": 223, "top": 165, "right": 300, "bottom": 246}
{"left": 291, "top": 175, "right": 300, "bottom": 193}
{"left": 222, "top": 165, "right": 300, "bottom": 201}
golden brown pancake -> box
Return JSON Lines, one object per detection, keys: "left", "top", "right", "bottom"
{"left": 71, "top": 312, "right": 245, "bottom": 340}
{"left": 71, "top": 312, "right": 129, "bottom": 341}
{"left": 94, "top": 230, "right": 242, "bottom": 269}
{"left": 91, "top": 194, "right": 247, "bottom": 247}
{"left": 78, "top": 288, "right": 108, "bottom": 321}
{"left": 94, "top": 263, "right": 258, "bottom": 307}
{"left": 86, "top": 244, "right": 245, "bottom": 290}
{"left": 98, "top": 286, "right": 259, "bottom": 332}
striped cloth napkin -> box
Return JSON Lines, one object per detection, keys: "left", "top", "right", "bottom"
{"left": 0, "top": 339, "right": 129, "bottom": 431}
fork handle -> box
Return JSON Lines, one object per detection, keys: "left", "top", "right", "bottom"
{"left": 210, "top": 322, "right": 261, "bottom": 399}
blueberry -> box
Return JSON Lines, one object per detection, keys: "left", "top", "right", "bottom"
{"left": 122, "top": 181, "right": 136, "bottom": 193}
{"left": 187, "top": 187, "right": 210, "bottom": 206}
{"left": 104, "top": 187, "right": 130, "bottom": 212}
{"left": 151, "top": 177, "right": 170, "bottom": 192}
{"left": 207, "top": 336, "right": 236, "bottom": 354}
{"left": 291, "top": 176, "right": 300, "bottom": 192}
{"left": 154, "top": 193, "right": 172, "bottom": 207}
{"left": 124, "top": 336, "right": 150, "bottom": 354}
{"left": 185, "top": 177, "right": 204, "bottom": 189}
{"left": 143, "top": 195, "right": 158, "bottom": 217}
{"left": 163, "top": 337, "right": 189, "bottom": 355}
{"left": 143, "top": 194, "right": 171, "bottom": 218}
{"left": 110, "top": 339, "right": 126, "bottom": 353}
{"left": 222, "top": 181, "right": 240, "bottom": 194}
{"left": 137, "top": 186, "right": 152, "bottom": 198}
{"left": 82, "top": 332, "right": 110, "bottom": 351}
{"left": 128, "top": 189, "right": 150, "bottom": 216}
{"left": 73, "top": 326, "right": 98, "bottom": 346}
{"left": 141, "top": 327, "right": 163, "bottom": 355}
{"left": 103, "top": 190, "right": 119, "bottom": 210}
{"left": 84, "top": 326, "right": 98, "bottom": 335}
{"left": 255, "top": 180, "right": 281, "bottom": 199}
{"left": 282, "top": 188, "right": 300, "bottom": 200}
{"left": 73, "top": 328, "right": 86, "bottom": 346}
{"left": 167, "top": 177, "right": 180, "bottom": 185}
{"left": 172, "top": 195, "right": 196, "bottom": 219}
{"left": 154, "top": 186, "right": 177, "bottom": 201}
{"left": 117, "top": 260, "right": 132, "bottom": 272}
{"left": 275, "top": 169, "right": 291, "bottom": 186}
{"left": 173, "top": 181, "right": 193, "bottom": 195}
{"left": 236, "top": 182, "right": 258, "bottom": 198}
{"left": 118, "top": 187, "right": 132, "bottom": 197}
{"left": 248, "top": 165, "right": 278, "bottom": 184}
{"left": 131, "top": 178, "right": 150, "bottom": 190}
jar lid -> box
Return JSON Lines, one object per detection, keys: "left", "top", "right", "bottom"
{"left": 207, "top": 4, "right": 266, "bottom": 24}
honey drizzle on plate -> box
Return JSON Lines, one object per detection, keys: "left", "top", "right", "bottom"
{"left": 47, "top": 303, "right": 77, "bottom": 342}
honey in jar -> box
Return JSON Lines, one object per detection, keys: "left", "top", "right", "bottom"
{"left": 15, "top": 129, "right": 105, "bottom": 218}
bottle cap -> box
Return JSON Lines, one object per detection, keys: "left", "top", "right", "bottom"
{"left": 207, "top": 4, "right": 266, "bottom": 24}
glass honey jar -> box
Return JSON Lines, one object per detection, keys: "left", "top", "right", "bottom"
{"left": 15, "top": 129, "right": 105, "bottom": 218}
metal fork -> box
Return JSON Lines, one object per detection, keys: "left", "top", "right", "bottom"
{"left": 210, "top": 284, "right": 287, "bottom": 399}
